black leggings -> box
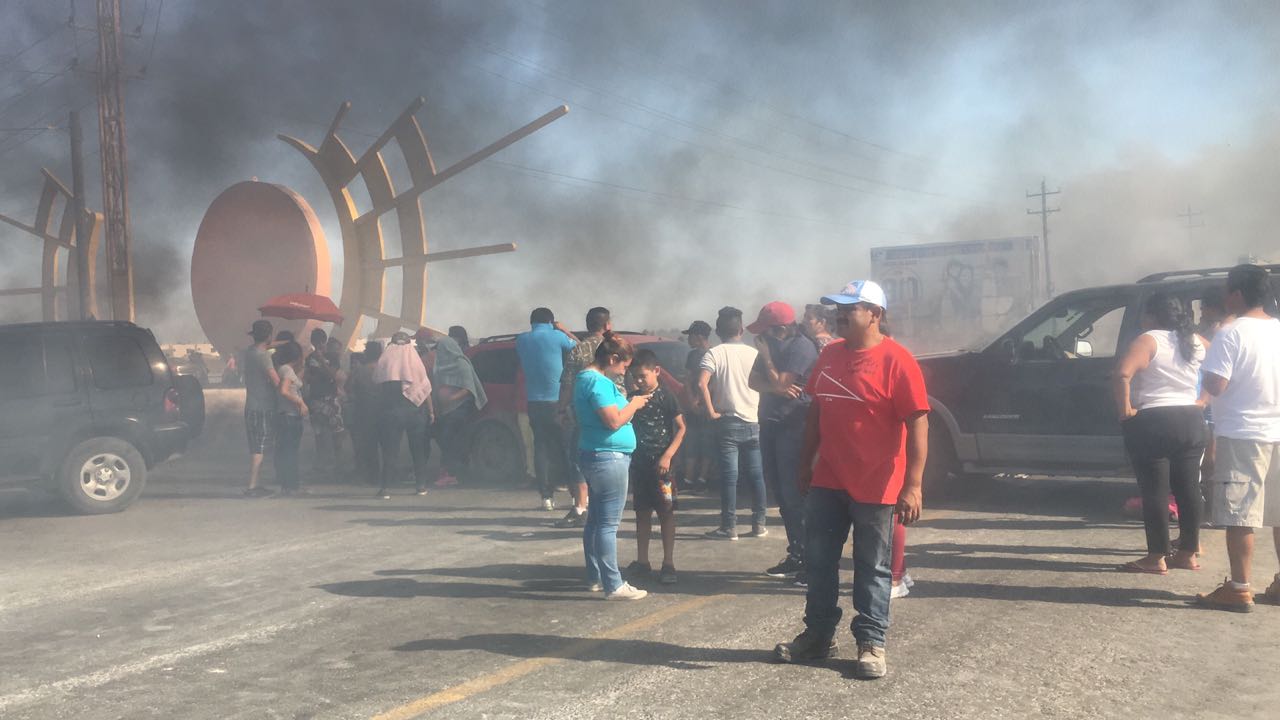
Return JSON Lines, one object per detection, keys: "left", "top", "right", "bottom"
{"left": 1122, "top": 405, "right": 1207, "bottom": 555}
{"left": 434, "top": 401, "right": 476, "bottom": 477}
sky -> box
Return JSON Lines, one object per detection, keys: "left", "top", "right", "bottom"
{"left": 1, "top": 0, "right": 1279, "bottom": 345}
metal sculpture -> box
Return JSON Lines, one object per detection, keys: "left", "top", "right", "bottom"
{"left": 190, "top": 180, "right": 331, "bottom": 359}
{"left": 0, "top": 169, "right": 101, "bottom": 320}
{"left": 279, "top": 97, "right": 569, "bottom": 348}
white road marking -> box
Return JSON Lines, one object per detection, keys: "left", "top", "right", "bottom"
{"left": 0, "top": 619, "right": 314, "bottom": 713}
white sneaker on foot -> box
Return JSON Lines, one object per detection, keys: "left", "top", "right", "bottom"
{"left": 541, "top": 498, "right": 555, "bottom": 511}
{"left": 891, "top": 582, "right": 910, "bottom": 599}
{"left": 605, "top": 582, "right": 648, "bottom": 601}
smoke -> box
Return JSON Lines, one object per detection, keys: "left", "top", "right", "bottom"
{"left": 2, "top": 1, "right": 1280, "bottom": 344}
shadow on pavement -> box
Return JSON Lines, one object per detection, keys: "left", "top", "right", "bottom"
{"left": 908, "top": 544, "right": 1126, "bottom": 573}
{"left": 391, "top": 633, "right": 777, "bottom": 669}
{"left": 928, "top": 474, "right": 1134, "bottom": 523}
{"left": 316, "top": 577, "right": 601, "bottom": 602}
{"left": 909, "top": 542, "right": 1135, "bottom": 557}
{"left": 913, "top": 517, "right": 1134, "bottom": 532}
{"left": 321, "top": 564, "right": 806, "bottom": 601}
{"left": 912, "top": 580, "right": 1197, "bottom": 608}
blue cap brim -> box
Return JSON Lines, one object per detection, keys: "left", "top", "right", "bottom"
{"left": 820, "top": 294, "right": 858, "bottom": 306}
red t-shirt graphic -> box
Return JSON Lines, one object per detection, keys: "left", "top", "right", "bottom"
{"left": 804, "top": 337, "right": 931, "bottom": 504}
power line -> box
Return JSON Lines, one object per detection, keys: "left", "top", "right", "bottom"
{"left": 0, "top": 24, "right": 68, "bottom": 70}
{"left": 290, "top": 115, "right": 928, "bottom": 238}
{"left": 488, "top": 159, "right": 930, "bottom": 237}
{"left": 475, "top": 40, "right": 978, "bottom": 205}
{"left": 455, "top": 50, "right": 968, "bottom": 211}
{"left": 518, "top": 0, "right": 932, "bottom": 164}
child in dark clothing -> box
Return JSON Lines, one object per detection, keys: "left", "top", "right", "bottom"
{"left": 625, "top": 350, "right": 686, "bottom": 584}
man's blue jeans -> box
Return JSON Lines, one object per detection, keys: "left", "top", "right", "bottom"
{"left": 580, "top": 451, "right": 631, "bottom": 593}
{"left": 715, "top": 416, "right": 766, "bottom": 531}
{"left": 803, "top": 486, "right": 894, "bottom": 647}
{"left": 761, "top": 417, "right": 806, "bottom": 561}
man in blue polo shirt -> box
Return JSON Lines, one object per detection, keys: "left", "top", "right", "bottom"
{"left": 516, "top": 307, "right": 579, "bottom": 510}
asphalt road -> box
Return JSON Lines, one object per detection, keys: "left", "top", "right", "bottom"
{"left": 3, "top": 396, "right": 1279, "bottom": 719}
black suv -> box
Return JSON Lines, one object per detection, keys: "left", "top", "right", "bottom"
{"left": 921, "top": 265, "right": 1280, "bottom": 489}
{"left": 0, "top": 321, "right": 204, "bottom": 513}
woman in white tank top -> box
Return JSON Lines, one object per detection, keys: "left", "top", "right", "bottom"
{"left": 1112, "top": 293, "right": 1210, "bottom": 575}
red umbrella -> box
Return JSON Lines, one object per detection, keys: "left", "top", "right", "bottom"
{"left": 258, "top": 293, "right": 344, "bottom": 324}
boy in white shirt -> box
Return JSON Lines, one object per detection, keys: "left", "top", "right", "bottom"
{"left": 697, "top": 307, "right": 767, "bottom": 540}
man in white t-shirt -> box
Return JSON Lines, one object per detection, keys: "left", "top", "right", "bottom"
{"left": 697, "top": 306, "right": 766, "bottom": 540}
{"left": 1196, "top": 264, "right": 1280, "bottom": 612}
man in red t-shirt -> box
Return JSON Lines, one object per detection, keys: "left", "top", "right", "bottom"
{"left": 773, "top": 280, "right": 930, "bottom": 680}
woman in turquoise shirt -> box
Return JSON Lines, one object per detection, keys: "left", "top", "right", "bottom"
{"left": 575, "top": 332, "right": 652, "bottom": 600}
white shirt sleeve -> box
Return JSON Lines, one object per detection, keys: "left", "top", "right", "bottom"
{"left": 699, "top": 347, "right": 717, "bottom": 374}
{"left": 1201, "top": 326, "right": 1238, "bottom": 381}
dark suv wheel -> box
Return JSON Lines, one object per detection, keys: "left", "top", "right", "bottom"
{"left": 57, "top": 437, "right": 147, "bottom": 514}
{"left": 466, "top": 420, "right": 526, "bottom": 486}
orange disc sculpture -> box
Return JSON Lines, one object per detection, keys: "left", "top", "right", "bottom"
{"left": 190, "top": 181, "right": 331, "bottom": 359}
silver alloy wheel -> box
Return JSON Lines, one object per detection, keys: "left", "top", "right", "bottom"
{"left": 78, "top": 452, "right": 131, "bottom": 502}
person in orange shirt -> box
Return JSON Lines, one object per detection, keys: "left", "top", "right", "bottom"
{"left": 773, "top": 280, "right": 930, "bottom": 680}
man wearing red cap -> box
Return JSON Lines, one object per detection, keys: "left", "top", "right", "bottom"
{"left": 748, "top": 301, "right": 819, "bottom": 584}
{"left": 773, "top": 280, "right": 929, "bottom": 680}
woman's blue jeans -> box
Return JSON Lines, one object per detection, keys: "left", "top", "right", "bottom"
{"left": 580, "top": 450, "right": 631, "bottom": 593}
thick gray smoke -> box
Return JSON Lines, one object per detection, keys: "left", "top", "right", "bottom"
{"left": 2, "top": 1, "right": 1279, "bottom": 345}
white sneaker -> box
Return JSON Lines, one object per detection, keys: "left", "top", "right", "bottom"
{"left": 541, "top": 498, "right": 555, "bottom": 511}
{"left": 605, "top": 582, "right": 648, "bottom": 601}
{"left": 891, "top": 582, "right": 910, "bottom": 599}
{"left": 902, "top": 573, "right": 914, "bottom": 588}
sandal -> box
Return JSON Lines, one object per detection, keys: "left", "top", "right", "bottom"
{"left": 1166, "top": 553, "right": 1201, "bottom": 571}
{"left": 1119, "top": 560, "right": 1168, "bottom": 575}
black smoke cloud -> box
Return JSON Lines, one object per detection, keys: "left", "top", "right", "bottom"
{"left": 1, "top": 1, "right": 1279, "bottom": 345}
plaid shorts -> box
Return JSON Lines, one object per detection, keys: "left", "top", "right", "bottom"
{"left": 245, "top": 409, "right": 274, "bottom": 454}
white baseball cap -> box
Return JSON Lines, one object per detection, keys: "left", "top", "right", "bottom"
{"left": 820, "top": 280, "right": 888, "bottom": 309}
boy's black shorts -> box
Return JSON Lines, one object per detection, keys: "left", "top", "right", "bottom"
{"left": 630, "top": 454, "right": 676, "bottom": 515}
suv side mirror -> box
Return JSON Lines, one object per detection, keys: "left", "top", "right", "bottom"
{"left": 1074, "top": 339, "right": 1094, "bottom": 358}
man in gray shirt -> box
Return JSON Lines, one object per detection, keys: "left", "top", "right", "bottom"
{"left": 244, "top": 320, "right": 280, "bottom": 497}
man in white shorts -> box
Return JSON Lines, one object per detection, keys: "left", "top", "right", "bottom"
{"left": 1196, "top": 264, "right": 1280, "bottom": 612}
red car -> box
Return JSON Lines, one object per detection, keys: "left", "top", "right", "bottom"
{"left": 462, "top": 332, "right": 690, "bottom": 485}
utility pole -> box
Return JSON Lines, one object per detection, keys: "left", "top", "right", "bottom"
{"left": 96, "top": 0, "right": 134, "bottom": 322}
{"left": 1177, "top": 205, "right": 1204, "bottom": 246}
{"left": 1027, "top": 178, "right": 1060, "bottom": 298}
{"left": 69, "top": 110, "right": 98, "bottom": 320}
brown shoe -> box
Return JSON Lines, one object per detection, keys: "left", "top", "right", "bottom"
{"left": 1195, "top": 578, "right": 1254, "bottom": 613}
{"left": 1260, "top": 575, "right": 1280, "bottom": 605}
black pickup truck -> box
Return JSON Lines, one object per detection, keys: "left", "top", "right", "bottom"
{"left": 921, "top": 265, "right": 1280, "bottom": 490}
{"left": 0, "top": 321, "right": 204, "bottom": 513}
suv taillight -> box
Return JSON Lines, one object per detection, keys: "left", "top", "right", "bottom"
{"left": 164, "top": 387, "right": 181, "bottom": 419}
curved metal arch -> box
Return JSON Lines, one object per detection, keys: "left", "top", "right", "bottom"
{"left": 279, "top": 98, "right": 567, "bottom": 348}
{"left": 0, "top": 169, "right": 100, "bottom": 320}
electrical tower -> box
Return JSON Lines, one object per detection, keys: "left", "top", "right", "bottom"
{"left": 96, "top": 0, "right": 134, "bottom": 321}
{"left": 1177, "top": 205, "right": 1204, "bottom": 246}
{"left": 1027, "top": 178, "right": 1060, "bottom": 298}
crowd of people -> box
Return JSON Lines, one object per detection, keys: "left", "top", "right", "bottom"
{"left": 233, "top": 264, "right": 1280, "bottom": 681}
{"left": 240, "top": 320, "right": 485, "bottom": 499}
{"left": 513, "top": 282, "right": 927, "bottom": 679}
